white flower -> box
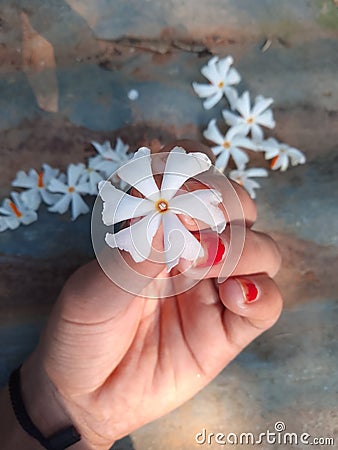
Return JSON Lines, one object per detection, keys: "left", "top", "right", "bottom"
{"left": 192, "top": 56, "right": 241, "bottom": 110}
{"left": 0, "top": 192, "right": 38, "bottom": 231}
{"left": 229, "top": 168, "right": 268, "bottom": 199}
{"left": 79, "top": 159, "right": 104, "bottom": 195}
{"left": 203, "top": 119, "right": 257, "bottom": 171}
{"left": 223, "top": 91, "right": 275, "bottom": 142}
{"left": 90, "top": 138, "right": 131, "bottom": 179}
{"left": 48, "top": 163, "right": 91, "bottom": 220}
{"left": 11, "top": 164, "right": 60, "bottom": 210}
{"left": 99, "top": 146, "right": 226, "bottom": 271}
{"left": 262, "top": 138, "right": 306, "bottom": 171}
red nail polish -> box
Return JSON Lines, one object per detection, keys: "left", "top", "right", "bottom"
{"left": 192, "top": 232, "right": 226, "bottom": 268}
{"left": 237, "top": 278, "right": 259, "bottom": 302}
{"left": 213, "top": 237, "right": 225, "bottom": 265}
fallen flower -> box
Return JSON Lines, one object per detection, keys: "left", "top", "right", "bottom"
{"left": 192, "top": 56, "right": 241, "bottom": 110}
{"left": 203, "top": 119, "right": 257, "bottom": 171}
{"left": 80, "top": 159, "right": 104, "bottom": 195}
{"left": 99, "top": 146, "right": 226, "bottom": 271}
{"left": 223, "top": 91, "right": 275, "bottom": 142}
{"left": 0, "top": 192, "right": 38, "bottom": 231}
{"left": 262, "top": 138, "right": 306, "bottom": 171}
{"left": 12, "top": 164, "right": 60, "bottom": 210}
{"left": 229, "top": 167, "right": 268, "bottom": 199}
{"left": 48, "top": 163, "right": 91, "bottom": 220}
{"left": 90, "top": 138, "right": 131, "bottom": 180}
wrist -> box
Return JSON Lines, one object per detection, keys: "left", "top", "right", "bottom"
{"left": 19, "top": 354, "right": 92, "bottom": 450}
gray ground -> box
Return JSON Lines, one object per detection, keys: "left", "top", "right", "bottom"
{"left": 0, "top": 1, "right": 337, "bottom": 449}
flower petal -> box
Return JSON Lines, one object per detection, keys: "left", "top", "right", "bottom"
{"left": 201, "top": 56, "right": 220, "bottom": 85}
{"left": 115, "top": 137, "right": 129, "bottom": 156}
{"left": 192, "top": 82, "right": 218, "bottom": 99}
{"left": 91, "top": 159, "right": 119, "bottom": 178}
{"left": 105, "top": 212, "right": 161, "bottom": 262}
{"left": 40, "top": 189, "right": 60, "bottom": 205}
{"left": 170, "top": 189, "right": 226, "bottom": 233}
{"left": 21, "top": 189, "right": 41, "bottom": 211}
{"left": 20, "top": 210, "right": 38, "bottom": 225}
{"left": 226, "top": 127, "right": 256, "bottom": 148}
{"left": 117, "top": 147, "right": 160, "bottom": 200}
{"left": 235, "top": 91, "right": 251, "bottom": 118}
{"left": 67, "top": 163, "right": 86, "bottom": 186}
{"left": 255, "top": 110, "right": 275, "bottom": 128}
{"left": 99, "top": 180, "right": 154, "bottom": 225}
{"left": 91, "top": 140, "right": 112, "bottom": 156}
{"left": 224, "top": 86, "right": 239, "bottom": 110}
{"left": 48, "top": 194, "right": 72, "bottom": 214}
{"left": 42, "top": 164, "right": 59, "bottom": 184}
{"left": 226, "top": 67, "right": 241, "bottom": 85}
{"left": 243, "top": 179, "right": 261, "bottom": 199}
{"left": 12, "top": 170, "right": 37, "bottom": 188}
{"left": 162, "top": 212, "right": 203, "bottom": 271}
{"left": 222, "top": 110, "right": 241, "bottom": 127}
{"left": 245, "top": 168, "right": 268, "bottom": 178}
{"left": 231, "top": 147, "right": 249, "bottom": 170}
{"left": 4, "top": 216, "right": 20, "bottom": 229}
{"left": 215, "top": 150, "right": 230, "bottom": 172}
{"left": 161, "top": 147, "right": 212, "bottom": 200}
{"left": 252, "top": 96, "right": 273, "bottom": 116}
{"left": 279, "top": 153, "right": 290, "bottom": 172}
{"left": 203, "top": 91, "right": 223, "bottom": 109}
{"left": 0, "top": 217, "right": 8, "bottom": 232}
{"left": 251, "top": 124, "right": 264, "bottom": 143}
{"left": 211, "top": 145, "right": 226, "bottom": 157}
{"left": 48, "top": 178, "right": 69, "bottom": 194}
{"left": 203, "top": 119, "right": 225, "bottom": 146}
{"left": 288, "top": 148, "right": 306, "bottom": 166}
{"left": 71, "top": 192, "right": 90, "bottom": 220}
{"left": 216, "top": 55, "right": 233, "bottom": 78}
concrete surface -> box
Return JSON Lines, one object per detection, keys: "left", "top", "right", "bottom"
{"left": 0, "top": 1, "right": 337, "bottom": 449}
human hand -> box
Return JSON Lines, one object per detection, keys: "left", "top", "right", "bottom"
{"left": 21, "top": 140, "right": 282, "bottom": 450}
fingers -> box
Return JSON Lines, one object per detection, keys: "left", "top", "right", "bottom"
{"left": 178, "top": 226, "right": 281, "bottom": 279}
{"left": 219, "top": 274, "right": 283, "bottom": 353}
{"left": 57, "top": 228, "right": 166, "bottom": 324}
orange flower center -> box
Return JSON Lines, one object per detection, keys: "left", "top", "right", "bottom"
{"left": 218, "top": 81, "right": 224, "bottom": 89}
{"left": 68, "top": 186, "right": 75, "bottom": 193}
{"left": 37, "top": 171, "right": 44, "bottom": 188}
{"left": 223, "top": 141, "right": 231, "bottom": 149}
{"left": 155, "top": 199, "right": 169, "bottom": 213}
{"left": 246, "top": 117, "right": 254, "bottom": 124}
{"left": 9, "top": 201, "right": 22, "bottom": 218}
{"left": 270, "top": 155, "right": 279, "bottom": 169}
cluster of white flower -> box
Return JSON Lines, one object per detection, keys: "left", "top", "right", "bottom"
{"left": 0, "top": 139, "right": 132, "bottom": 232}
{"left": 192, "top": 55, "right": 306, "bottom": 198}
{"left": 1, "top": 55, "right": 307, "bottom": 233}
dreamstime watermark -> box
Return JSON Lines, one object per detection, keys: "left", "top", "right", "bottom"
{"left": 91, "top": 151, "right": 246, "bottom": 298}
{"left": 195, "top": 422, "right": 335, "bottom": 446}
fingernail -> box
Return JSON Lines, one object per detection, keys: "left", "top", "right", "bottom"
{"left": 236, "top": 278, "right": 259, "bottom": 303}
{"left": 193, "top": 232, "right": 226, "bottom": 268}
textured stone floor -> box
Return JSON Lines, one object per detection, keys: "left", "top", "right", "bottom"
{"left": 0, "top": 1, "right": 337, "bottom": 449}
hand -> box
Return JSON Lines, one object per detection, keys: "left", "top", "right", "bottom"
{"left": 21, "top": 141, "right": 282, "bottom": 450}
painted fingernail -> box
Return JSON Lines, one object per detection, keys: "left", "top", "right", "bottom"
{"left": 236, "top": 278, "right": 259, "bottom": 303}
{"left": 193, "top": 232, "right": 226, "bottom": 268}
{"left": 213, "top": 237, "right": 226, "bottom": 265}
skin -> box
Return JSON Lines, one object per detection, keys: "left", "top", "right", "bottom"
{"left": 1, "top": 141, "right": 282, "bottom": 450}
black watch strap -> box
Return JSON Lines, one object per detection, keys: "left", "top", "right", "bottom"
{"left": 9, "top": 366, "right": 81, "bottom": 450}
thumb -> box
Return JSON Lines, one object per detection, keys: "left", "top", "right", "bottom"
{"left": 56, "top": 227, "right": 165, "bottom": 324}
